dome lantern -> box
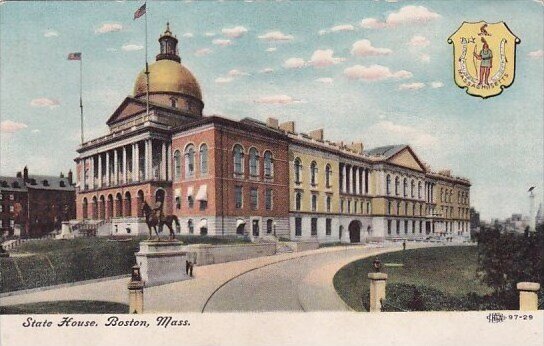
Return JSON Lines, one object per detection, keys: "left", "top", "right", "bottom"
{"left": 156, "top": 22, "right": 180, "bottom": 63}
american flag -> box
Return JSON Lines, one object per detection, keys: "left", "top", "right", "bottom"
{"left": 67, "top": 52, "right": 82, "bottom": 61}
{"left": 133, "top": 3, "right": 146, "bottom": 20}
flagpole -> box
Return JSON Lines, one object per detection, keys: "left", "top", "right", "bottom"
{"left": 145, "top": 2, "right": 150, "bottom": 118}
{"left": 80, "top": 56, "right": 84, "bottom": 145}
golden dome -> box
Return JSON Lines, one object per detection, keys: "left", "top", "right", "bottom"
{"left": 133, "top": 59, "right": 202, "bottom": 101}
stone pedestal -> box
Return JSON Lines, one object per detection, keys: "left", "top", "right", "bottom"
{"left": 368, "top": 272, "right": 388, "bottom": 312}
{"left": 128, "top": 281, "right": 144, "bottom": 314}
{"left": 516, "top": 282, "right": 540, "bottom": 311}
{"left": 55, "top": 222, "right": 75, "bottom": 239}
{"left": 135, "top": 241, "right": 190, "bottom": 287}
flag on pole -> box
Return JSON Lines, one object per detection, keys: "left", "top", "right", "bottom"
{"left": 67, "top": 52, "right": 82, "bottom": 61}
{"left": 134, "top": 3, "right": 146, "bottom": 20}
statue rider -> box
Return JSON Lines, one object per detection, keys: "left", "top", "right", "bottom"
{"left": 153, "top": 196, "right": 164, "bottom": 223}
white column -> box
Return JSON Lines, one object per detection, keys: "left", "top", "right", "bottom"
{"left": 362, "top": 169, "right": 366, "bottom": 195}
{"left": 105, "top": 151, "right": 111, "bottom": 187}
{"left": 90, "top": 156, "right": 95, "bottom": 189}
{"left": 346, "top": 165, "right": 351, "bottom": 194}
{"left": 135, "top": 142, "right": 140, "bottom": 182}
{"left": 98, "top": 154, "right": 103, "bottom": 188}
{"left": 144, "top": 139, "right": 150, "bottom": 181}
{"left": 113, "top": 149, "right": 118, "bottom": 186}
{"left": 166, "top": 143, "right": 172, "bottom": 181}
{"left": 161, "top": 142, "right": 167, "bottom": 180}
{"left": 341, "top": 164, "right": 346, "bottom": 193}
{"left": 355, "top": 167, "right": 360, "bottom": 195}
{"left": 122, "top": 146, "right": 127, "bottom": 184}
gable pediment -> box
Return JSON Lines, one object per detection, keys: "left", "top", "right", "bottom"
{"left": 106, "top": 97, "right": 146, "bottom": 126}
{"left": 387, "top": 147, "right": 426, "bottom": 172}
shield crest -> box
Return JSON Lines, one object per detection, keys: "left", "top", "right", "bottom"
{"left": 448, "top": 21, "right": 520, "bottom": 98}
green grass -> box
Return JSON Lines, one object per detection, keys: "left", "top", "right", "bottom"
{"left": 0, "top": 300, "right": 129, "bottom": 314}
{"left": 333, "top": 246, "right": 493, "bottom": 311}
{"left": 1, "top": 235, "right": 248, "bottom": 293}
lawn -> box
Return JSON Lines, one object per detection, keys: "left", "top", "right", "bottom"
{"left": 333, "top": 246, "right": 495, "bottom": 311}
{"left": 0, "top": 300, "right": 128, "bottom": 314}
{"left": 1, "top": 235, "right": 249, "bottom": 293}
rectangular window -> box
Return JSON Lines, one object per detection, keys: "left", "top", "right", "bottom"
{"left": 0, "top": 205, "right": 3, "bottom": 213}
{"left": 265, "top": 189, "right": 273, "bottom": 211}
{"left": 250, "top": 188, "right": 258, "bottom": 210}
{"left": 396, "top": 220, "right": 400, "bottom": 235}
{"left": 326, "top": 218, "right": 332, "bottom": 236}
{"left": 340, "top": 200, "right": 344, "bottom": 213}
{"left": 10, "top": 194, "right": 14, "bottom": 201}
{"left": 188, "top": 197, "right": 194, "bottom": 209}
{"left": 199, "top": 200, "right": 207, "bottom": 210}
{"left": 326, "top": 196, "right": 331, "bottom": 213}
{"left": 235, "top": 186, "right": 243, "bottom": 209}
{"left": 311, "top": 218, "right": 318, "bottom": 236}
{"left": 295, "top": 217, "right": 302, "bottom": 236}
{"left": 311, "top": 194, "right": 317, "bottom": 212}
{"left": 10, "top": 219, "right": 15, "bottom": 227}
{"left": 0, "top": 193, "right": 3, "bottom": 200}
{"left": 175, "top": 196, "right": 181, "bottom": 209}
{"left": 405, "top": 220, "right": 409, "bottom": 234}
{"left": 9, "top": 206, "right": 14, "bottom": 212}
{"left": 387, "top": 220, "right": 392, "bottom": 235}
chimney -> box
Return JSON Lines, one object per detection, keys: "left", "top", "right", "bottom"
{"left": 60, "top": 172, "right": 65, "bottom": 178}
{"left": 309, "top": 129, "right": 324, "bottom": 141}
{"left": 16, "top": 171, "right": 22, "bottom": 178}
{"left": 266, "top": 117, "right": 279, "bottom": 129}
{"left": 23, "top": 166, "right": 28, "bottom": 182}
{"left": 68, "top": 170, "right": 73, "bottom": 185}
{"left": 279, "top": 121, "right": 295, "bottom": 133}
{"left": 350, "top": 142, "right": 364, "bottom": 154}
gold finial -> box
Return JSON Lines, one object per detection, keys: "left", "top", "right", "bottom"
{"left": 165, "top": 22, "right": 171, "bottom": 34}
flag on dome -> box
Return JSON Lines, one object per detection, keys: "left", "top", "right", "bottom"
{"left": 134, "top": 3, "right": 146, "bottom": 20}
{"left": 67, "top": 52, "right": 81, "bottom": 61}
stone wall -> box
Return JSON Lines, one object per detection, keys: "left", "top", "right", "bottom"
{"left": 181, "top": 242, "right": 276, "bottom": 266}
{"left": 282, "top": 240, "right": 319, "bottom": 252}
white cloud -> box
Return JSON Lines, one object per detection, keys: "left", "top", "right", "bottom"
{"left": 309, "top": 49, "right": 345, "bottom": 67}
{"left": 533, "top": 0, "right": 543, "bottom": 5}
{"left": 431, "top": 81, "right": 444, "bottom": 88}
{"left": 44, "top": 30, "right": 59, "bottom": 38}
{"left": 30, "top": 98, "right": 60, "bottom": 108}
{"left": 528, "top": 49, "right": 543, "bottom": 58}
{"left": 408, "top": 35, "right": 430, "bottom": 47}
{"left": 266, "top": 47, "right": 277, "bottom": 52}
{"left": 205, "top": 32, "right": 216, "bottom": 37}
{"left": 320, "top": 24, "right": 355, "bottom": 35}
{"left": 222, "top": 26, "right": 248, "bottom": 38}
{"left": 283, "top": 57, "right": 306, "bottom": 69}
{"left": 182, "top": 32, "right": 194, "bottom": 38}
{"left": 361, "top": 6, "right": 440, "bottom": 29}
{"left": 259, "top": 68, "right": 274, "bottom": 74}
{"left": 195, "top": 48, "right": 213, "bottom": 56}
{"left": 351, "top": 39, "right": 392, "bottom": 56}
{"left": 360, "top": 18, "right": 387, "bottom": 29}
{"left": 227, "top": 69, "right": 250, "bottom": 77}
{"left": 122, "top": 44, "right": 143, "bottom": 51}
{"left": 399, "top": 82, "right": 425, "bottom": 90}
{"left": 1, "top": 120, "right": 28, "bottom": 133}
{"left": 106, "top": 47, "right": 118, "bottom": 52}
{"left": 258, "top": 31, "right": 294, "bottom": 42}
{"left": 31, "top": 129, "right": 41, "bottom": 134}
{"left": 420, "top": 54, "right": 431, "bottom": 63}
{"left": 369, "top": 120, "right": 438, "bottom": 148}
{"left": 255, "top": 95, "right": 303, "bottom": 104}
{"left": 344, "top": 64, "right": 412, "bottom": 81}
{"left": 95, "top": 23, "right": 123, "bottom": 34}
{"left": 315, "top": 77, "right": 334, "bottom": 84}
{"left": 386, "top": 6, "right": 441, "bottom": 26}
{"left": 215, "top": 77, "right": 233, "bottom": 84}
{"left": 212, "top": 38, "right": 232, "bottom": 46}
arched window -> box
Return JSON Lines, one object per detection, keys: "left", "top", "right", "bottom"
{"left": 233, "top": 145, "right": 244, "bottom": 175}
{"left": 395, "top": 177, "right": 400, "bottom": 195}
{"left": 418, "top": 181, "right": 422, "bottom": 199}
{"left": 411, "top": 180, "right": 415, "bottom": 197}
{"left": 200, "top": 144, "right": 208, "bottom": 175}
{"left": 325, "top": 164, "right": 332, "bottom": 188}
{"left": 173, "top": 150, "right": 181, "bottom": 180}
{"left": 403, "top": 178, "right": 408, "bottom": 197}
{"left": 386, "top": 174, "right": 391, "bottom": 195}
{"left": 310, "top": 161, "right": 318, "bottom": 186}
{"left": 294, "top": 158, "right": 302, "bottom": 184}
{"left": 264, "top": 151, "right": 273, "bottom": 177}
{"left": 184, "top": 145, "right": 195, "bottom": 178}
{"left": 295, "top": 192, "right": 302, "bottom": 211}
{"left": 249, "top": 148, "right": 259, "bottom": 176}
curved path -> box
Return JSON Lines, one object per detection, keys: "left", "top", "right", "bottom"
{"left": 1, "top": 243, "right": 434, "bottom": 312}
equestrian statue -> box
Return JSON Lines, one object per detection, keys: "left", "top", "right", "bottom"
{"left": 141, "top": 199, "right": 180, "bottom": 241}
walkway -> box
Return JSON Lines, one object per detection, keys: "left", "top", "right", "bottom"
{"left": 0, "top": 242, "right": 434, "bottom": 312}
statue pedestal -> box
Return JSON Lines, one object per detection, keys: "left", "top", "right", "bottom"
{"left": 135, "top": 241, "right": 190, "bottom": 287}
{"left": 55, "top": 222, "right": 75, "bottom": 239}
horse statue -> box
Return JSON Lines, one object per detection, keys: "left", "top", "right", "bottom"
{"left": 141, "top": 201, "right": 180, "bottom": 241}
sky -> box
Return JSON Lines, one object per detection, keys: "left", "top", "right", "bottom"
{"left": 0, "top": 0, "right": 542, "bottom": 221}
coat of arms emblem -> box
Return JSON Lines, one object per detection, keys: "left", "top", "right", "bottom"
{"left": 448, "top": 22, "right": 520, "bottom": 98}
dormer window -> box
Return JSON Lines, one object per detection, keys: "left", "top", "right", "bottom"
{"left": 11, "top": 182, "right": 19, "bottom": 188}
{"left": 170, "top": 97, "right": 177, "bottom": 108}
{"left": 42, "top": 180, "right": 49, "bottom": 186}
{"left": 60, "top": 181, "right": 66, "bottom": 187}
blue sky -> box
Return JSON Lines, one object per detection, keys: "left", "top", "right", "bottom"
{"left": 0, "top": 0, "right": 542, "bottom": 220}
